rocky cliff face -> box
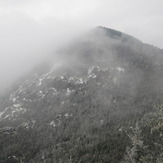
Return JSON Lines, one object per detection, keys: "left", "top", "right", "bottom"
{"left": 0, "top": 27, "right": 162, "bottom": 163}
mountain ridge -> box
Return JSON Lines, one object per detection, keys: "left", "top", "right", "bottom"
{"left": 0, "top": 26, "right": 162, "bottom": 163}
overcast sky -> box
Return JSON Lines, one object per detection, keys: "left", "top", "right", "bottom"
{"left": 0, "top": 0, "right": 163, "bottom": 94}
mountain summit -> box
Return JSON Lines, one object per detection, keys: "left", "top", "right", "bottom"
{"left": 0, "top": 27, "right": 163, "bottom": 163}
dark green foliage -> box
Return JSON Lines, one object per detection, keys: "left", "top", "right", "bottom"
{"left": 121, "top": 105, "right": 163, "bottom": 163}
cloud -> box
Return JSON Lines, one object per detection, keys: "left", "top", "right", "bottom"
{"left": 0, "top": 0, "right": 163, "bottom": 94}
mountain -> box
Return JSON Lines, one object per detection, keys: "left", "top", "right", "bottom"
{"left": 0, "top": 27, "right": 163, "bottom": 163}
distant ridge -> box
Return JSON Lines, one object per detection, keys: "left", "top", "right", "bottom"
{"left": 97, "top": 26, "right": 123, "bottom": 38}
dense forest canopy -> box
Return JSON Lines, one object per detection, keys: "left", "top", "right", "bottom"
{"left": 0, "top": 27, "right": 162, "bottom": 163}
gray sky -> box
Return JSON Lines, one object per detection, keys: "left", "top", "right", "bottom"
{"left": 0, "top": 0, "right": 163, "bottom": 93}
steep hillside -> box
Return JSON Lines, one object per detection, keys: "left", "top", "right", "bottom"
{"left": 0, "top": 27, "right": 162, "bottom": 163}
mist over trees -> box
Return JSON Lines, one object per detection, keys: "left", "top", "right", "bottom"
{"left": 0, "top": 27, "right": 162, "bottom": 163}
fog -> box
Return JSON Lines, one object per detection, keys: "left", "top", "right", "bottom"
{"left": 0, "top": 0, "right": 163, "bottom": 94}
